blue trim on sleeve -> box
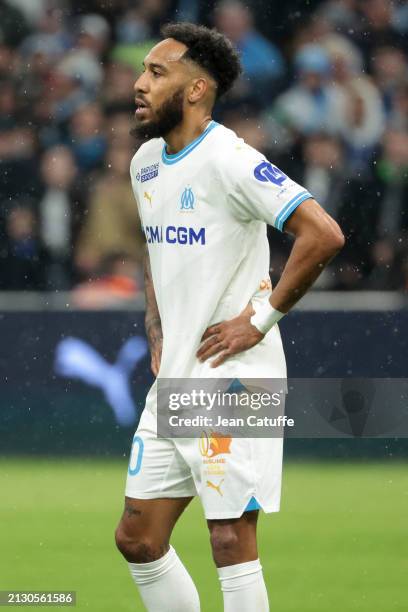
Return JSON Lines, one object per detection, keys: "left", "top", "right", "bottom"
{"left": 245, "top": 496, "right": 262, "bottom": 511}
{"left": 162, "top": 121, "right": 219, "bottom": 165}
{"left": 275, "top": 191, "right": 312, "bottom": 232}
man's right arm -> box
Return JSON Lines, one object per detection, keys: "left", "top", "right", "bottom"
{"left": 144, "top": 246, "right": 162, "bottom": 376}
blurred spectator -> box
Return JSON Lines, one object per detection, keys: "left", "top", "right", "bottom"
{"left": 393, "top": 1, "right": 408, "bottom": 34}
{"left": 43, "top": 14, "right": 110, "bottom": 106}
{"left": 214, "top": 0, "right": 285, "bottom": 105}
{"left": 71, "top": 252, "right": 141, "bottom": 309}
{"left": 364, "top": 235, "right": 405, "bottom": 289}
{"left": 76, "top": 13, "right": 110, "bottom": 56}
{"left": 301, "top": 134, "right": 350, "bottom": 289}
{"left": 0, "top": 122, "right": 39, "bottom": 201}
{"left": 19, "top": 6, "right": 71, "bottom": 60}
{"left": 106, "top": 111, "right": 135, "bottom": 148}
{"left": 373, "top": 130, "right": 408, "bottom": 239}
{"left": 36, "top": 145, "right": 85, "bottom": 288}
{"left": 75, "top": 144, "right": 144, "bottom": 278}
{"left": 116, "top": 7, "right": 153, "bottom": 44}
{"left": 371, "top": 46, "right": 408, "bottom": 116}
{"left": 0, "top": 0, "right": 30, "bottom": 47}
{"left": 68, "top": 1, "right": 132, "bottom": 22}
{"left": 56, "top": 51, "right": 103, "bottom": 95}
{"left": 316, "top": 31, "right": 385, "bottom": 166}
{"left": 316, "top": 0, "right": 360, "bottom": 32}
{"left": 388, "top": 81, "right": 408, "bottom": 132}
{"left": 301, "top": 134, "right": 346, "bottom": 219}
{"left": 336, "top": 129, "right": 408, "bottom": 289}
{"left": 269, "top": 41, "right": 385, "bottom": 168}
{"left": 6, "top": 0, "right": 49, "bottom": 27}
{"left": 339, "top": 76, "right": 385, "bottom": 168}
{"left": 18, "top": 42, "right": 54, "bottom": 110}
{"left": 102, "top": 60, "right": 138, "bottom": 113}
{"left": 271, "top": 45, "right": 344, "bottom": 138}
{"left": 43, "top": 61, "right": 91, "bottom": 127}
{"left": 0, "top": 43, "right": 18, "bottom": 77}
{"left": 68, "top": 102, "right": 107, "bottom": 172}
{"left": 135, "top": 0, "right": 174, "bottom": 38}
{"left": 0, "top": 78, "right": 17, "bottom": 128}
{"left": 0, "top": 203, "right": 47, "bottom": 290}
{"left": 351, "top": 0, "right": 407, "bottom": 70}
{"left": 272, "top": 133, "right": 349, "bottom": 290}
{"left": 313, "top": 24, "right": 364, "bottom": 82}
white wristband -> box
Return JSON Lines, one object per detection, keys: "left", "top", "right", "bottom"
{"left": 250, "top": 300, "right": 285, "bottom": 335}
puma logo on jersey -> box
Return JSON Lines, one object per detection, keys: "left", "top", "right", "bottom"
{"left": 206, "top": 479, "right": 224, "bottom": 496}
{"left": 144, "top": 191, "right": 153, "bottom": 206}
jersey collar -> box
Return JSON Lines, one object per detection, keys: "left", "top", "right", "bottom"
{"left": 161, "top": 120, "right": 219, "bottom": 165}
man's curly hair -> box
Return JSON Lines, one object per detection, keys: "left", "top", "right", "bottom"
{"left": 161, "top": 22, "right": 242, "bottom": 100}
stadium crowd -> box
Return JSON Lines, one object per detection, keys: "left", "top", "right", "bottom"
{"left": 0, "top": 0, "right": 407, "bottom": 302}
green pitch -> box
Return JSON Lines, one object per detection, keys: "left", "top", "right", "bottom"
{"left": 0, "top": 459, "right": 406, "bottom": 611}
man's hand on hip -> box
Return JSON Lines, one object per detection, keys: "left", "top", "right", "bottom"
{"left": 196, "top": 303, "right": 264, "bottom": 368}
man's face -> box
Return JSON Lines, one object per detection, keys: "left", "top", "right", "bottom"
{"left": 132, "top": 39, "right": 191, "bottom": 140}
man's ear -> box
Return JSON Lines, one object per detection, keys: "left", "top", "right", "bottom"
{"left": 187, "top": 77, "right": 208, "bottom": 104}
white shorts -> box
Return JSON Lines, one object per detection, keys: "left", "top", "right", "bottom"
{"left": 125, "top": 407, "right": 284, "bottom": 520}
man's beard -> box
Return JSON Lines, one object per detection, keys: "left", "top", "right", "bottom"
{"left": 131, "top": 88, "right": 184, "bottom": 141}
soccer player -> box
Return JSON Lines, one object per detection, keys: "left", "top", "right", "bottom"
{"left": 115, "top": 23, "right": 344, "bottom": 612}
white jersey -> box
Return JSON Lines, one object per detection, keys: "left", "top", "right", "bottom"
{"left": 130, "top": 121, "right": 312, "bottom": 409}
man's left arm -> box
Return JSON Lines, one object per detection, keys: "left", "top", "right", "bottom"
{"left": 197, "top": 197, "right": 344, "bottom": 367}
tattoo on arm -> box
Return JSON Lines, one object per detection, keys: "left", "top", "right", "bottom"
{"left": 144, "top": 246, "right": 162, "bottom": 346}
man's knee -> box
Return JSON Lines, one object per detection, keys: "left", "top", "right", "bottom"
{"left": 115, "top": 523, "right": 168, "bottom": 563}
{"left": 209, "top": 513, "right": 259, "bottom": 566}
{"left": 209, "top": 524, "right": 240, "bottom": 562}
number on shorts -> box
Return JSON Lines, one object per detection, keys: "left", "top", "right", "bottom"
{"left": 128, "top": 435, "right": 144, "bottom": 476}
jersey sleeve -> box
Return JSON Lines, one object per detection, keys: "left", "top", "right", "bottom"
{"left": 220, "top": 141, "right": 313, "bottom": 231}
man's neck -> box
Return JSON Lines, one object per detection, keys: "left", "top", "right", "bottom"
{"left": 164, "top": 115, "right": 212, "bottom": 155}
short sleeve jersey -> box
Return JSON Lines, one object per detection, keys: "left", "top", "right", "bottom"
{"left": 130, "top": 121, "right": 312, "bottom": 386}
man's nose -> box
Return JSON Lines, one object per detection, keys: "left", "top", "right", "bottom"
{"left": 134, "top": 72, "right": 148, "bottom": 93}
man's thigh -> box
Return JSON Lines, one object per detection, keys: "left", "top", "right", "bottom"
{"left": 116, "top": 497, "right": 193, "bottom": 562}
{"left": 119, "top": 496, "right": 193, "bottom": 542}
